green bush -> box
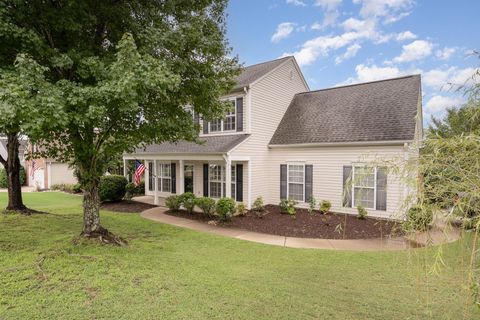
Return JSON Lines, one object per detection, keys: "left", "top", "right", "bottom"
{"left": 99, "top": 175, "right": 127, "bottom": 202}
{"left": 216, "top": 197, "right": 236, "bottom": 221}
{"left": 124, "top": 182, "right": 136, "bottom": 200}
{"left": 195, "top": 197, "right": 216, "bottom": 217}
{"left": 180, "top": 192, "right": 196, "bottom": 214}
{"left": 319, "top": 200, "right": 332, "bottom": 214}
{"left": 0, "top": 166, "right": 26, "bottom": 188}
{"left": 134, "top": 181, "right": 145, "bottom": 195}
{"left": 50, "top": 183, "right": 81, "bottom": 194}
{"left": 357, "top": 205, "right": 368, "bottom": 220}
{"left": 407, "top": 205, "right": 433, "bottom": 231}
{"left": 280, "top": 199, "right": 297, "bottom": 215}
{"left": 165, "top": 195, "right": 182, "bottom": 211}
{"left": 72, "top": 183, "right": 82, "bottom": 193}
{"left": 235, "top": 202, "right": 247, "bottom": 216}
{"left": 252, "top": 196, "right": 267, "bottom": 218}
{"left": 307, "top": 196, "right": 316, "bottom": 214}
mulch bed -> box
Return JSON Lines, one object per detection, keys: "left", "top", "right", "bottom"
{"left": 165, "top": 204, "right": 403, "bottom": 240}
{"left": 100, "top": 200, "right": 157, "bottom": 213}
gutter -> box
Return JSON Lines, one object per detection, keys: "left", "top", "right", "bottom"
{"left": 268, "top": 140, "right": 413, "bottom": 148}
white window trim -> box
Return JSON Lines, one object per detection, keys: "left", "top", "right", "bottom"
{"left": 208, "top": 98, "right": 237, "bottom": 133}
{"left": 286, "top": 163, "right": 305, "bottom": 202}
{"left": 158, "top": 162, "right": 172, "bottom": 193}
{"left": 208, "top": 163, "right": 236, "bottom": 200}
{"left": 231, "top": 165, "right": 236, "bottom": 200}
{"left": 351, "top": 165, "right": 377, "bottom": 210}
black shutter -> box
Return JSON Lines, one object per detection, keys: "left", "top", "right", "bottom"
{"left": 376, "top": 167, "right": 387, "bottom": 211}
{"left": 171, "top": 163, "right": 176, "bottom": 194}
{"left": 236, "top": 97, "right": 243, "bottom": 132}
{"left": 203, "top": 120, "right": 209, "bottom": 134}
{"left": 236, "top": 164, "right": 243, "bottom": 201}
{"left": 305, "top": 165, "right": 313, "bottom": 202}
{"left": 343, "top": 166, "right": 352, "bottom": 207}
{"left": 203, "top": 164, "right": 209, "bottom": 197}
{"left": 280, "top": 164, "right": 287, "bottom": 200}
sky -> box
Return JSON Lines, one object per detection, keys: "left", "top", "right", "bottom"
{"left": 226, "top": 0, "right": 479, "bottom": 124}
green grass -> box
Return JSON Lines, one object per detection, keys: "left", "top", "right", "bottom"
{"left": 0, "top": 192, "right": 478, "bottom": 319}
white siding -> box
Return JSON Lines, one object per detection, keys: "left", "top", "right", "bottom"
{"left": 266, "top": 145, "right": 407, "bottom": 219}
{"left": 49, "top": 163, "right": 77, "bottom": 187}
{"left": 231, "top": 59, "right": 309, "bottom": 207}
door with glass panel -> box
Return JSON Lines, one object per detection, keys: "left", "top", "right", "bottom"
{"left": 184, "top": 164, "right": 194, "bottom": 193}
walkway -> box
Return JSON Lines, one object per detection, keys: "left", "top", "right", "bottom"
{"left": 140, "top": 205, "right": 461, "bottom": 251}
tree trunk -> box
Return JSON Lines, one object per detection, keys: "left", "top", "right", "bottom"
{"left": 5, "top": 133, "right": 26, "bottom": 211}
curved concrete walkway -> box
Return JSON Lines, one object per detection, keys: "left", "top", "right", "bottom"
{"left": 140, "top": 206, "right": 461, "bottom": 251}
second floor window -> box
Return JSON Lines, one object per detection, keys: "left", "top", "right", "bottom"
{"left": 209, "top": 99, "right": 236, "bottom": 132}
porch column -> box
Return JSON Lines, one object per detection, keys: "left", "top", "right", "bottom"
{"left": 123, "top": 158, "right": 128, "bottom": 181}
{"left": 144, "top": 160, "right": 149, "bottom": 193}
{"left": 179, "top": 159, "right": 185, "bottom": 194}
{"left": 225, "top": 155, "right": 232, "bottom": 199}
{"left": 153, "top": 159, "right": 159, "bottom": 205}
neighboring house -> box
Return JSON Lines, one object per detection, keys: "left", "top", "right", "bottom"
{"left": 0, "top": 137, "right": 27, "bottom": 167}
{"left": 24, "top": 144, "right": 77, "bottom": 189}
{"left": 123, "top": 56, "right": 422, "bottom": 219}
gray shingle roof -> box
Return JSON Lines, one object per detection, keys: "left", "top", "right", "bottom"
{"left": 269, "top": 75, "right": 421, "bottom": 145}
{"left": 134, "top": 134, "right": 250, "bottom": 154}
{"left": 234, "top": 56, "right": 292, "bottom": 89}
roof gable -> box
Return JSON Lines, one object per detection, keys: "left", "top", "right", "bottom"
{"left": 233, "top": 56, "right": 292, "bottom": 89}
{"left": 269, "top": 75, "right": 421, "bottom": 145}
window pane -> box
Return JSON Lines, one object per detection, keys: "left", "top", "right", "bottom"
{"left": 288, "top": 165, "right": 304, "bottom": 183}
{"left": 210, "top": 182, "right": 222, "bottom": 198}
{"left": 354, "top": 187, "right": 374, "bottom": 208}
{"left": 162, "top": 178, "right": 171, "bottom": 192}
{"left": 288, "top": 183, "right": 304, "bottom": 201}
{"left": 354, "top": 166, "right": 374, "bottom": 187}
{"left": 210, "top": 119, "right": 222, "bottom": 132}
{"left": 231, "top": 166, "right": 236, "bottom": 199}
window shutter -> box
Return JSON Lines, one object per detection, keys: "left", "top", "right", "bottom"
{"left": 343, "top": 166, "right": 352, "bottom": 207}
{"left": 305, "top": 165, "right": 313, "bottom": 202}
{"left": 171, "top": 163, "right": 176, "bottom": 194}
{"left": 236, "top": 164, "right": 243, "bottom": 201}
{"left": 280, "top": 164, "right": 287, "bottom": 200}
{"left": 194, "top": 112, "right": 200, "bottom": 126}
{"left": 203, "top": 164, "right": 209, "bottom": 197}
{"left": 236, "top": 97, "right": 243, "bottom": 132}
{"left": 203, "top": 120, "right": 209, "bottom": 134}
{"left": 376, "top": 167, "right": 387, "bottom": 211}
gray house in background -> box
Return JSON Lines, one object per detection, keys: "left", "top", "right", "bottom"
{"left": 124, "top": 56, "right": 422, "bottom": 219}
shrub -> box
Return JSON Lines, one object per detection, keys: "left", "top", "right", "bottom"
{"left": 124, "top": 182, "right": 136, "bottom": 200}
{"left": 235, "top": 202, "right": 247, "bottom": 216}
{"left": 99, "top": 175, "right": 127, "bottom": 202}
{"left": 252, "top": 196, "right": 266, "bottom": 218}
{"left": 407, "top": 205, "right": 433, "bottom": 231}
{"left": 0, "top": 166, "right": 26, "bottom": 188}
{"left": 195, "top": 197, "right": 216, "bottom": 217}
{"left": 134, "top": 181, "right": 145, "bottom": 195}
{"left": 307, "top": 196, "right": 316, "bottom": 214}
{"left": 180, "top": 192, "right": 196, "bottom": 214}
{"left": 357, "top": 205, "right": 368, "bottom": 219}
{"left": 280, "top": 199, "right": 297, "bottom": 215}
{"left": 72, "top": 183, "right": 82, "bottom": 193}
{"left": 319, "top": 200, "right": 332, "bottom": 214}
{"left": 216, "top": 197, "right": 236, "bottom": 221}
{"left": 165, "top": 195, "right": 182, "bottom": 211}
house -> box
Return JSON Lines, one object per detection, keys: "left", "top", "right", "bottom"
{"left": 0, "top": 137, "right": 27, "bottom": 167}
{"left": 123, "top": 56, "right": 422, "bottom": 219}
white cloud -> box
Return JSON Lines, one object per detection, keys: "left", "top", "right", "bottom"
{"left": 286, "top": 0, "right": 306, "bottom": 6}
{"left": 383, "top": 11, "right": 411, "bottom": 24}
{"left": 271, "top": 22, "right": 297, "bottom": 43}
{"left": 314, "top": 0, "right": 342, "bottom": 10}
{"left": 425, "top": 95, "right": 464, "bottom": 113}
{"left": 423, "top": 67, "right": 476, "bottom": 90}
{"left": 335, "top": 44, "right": 361, "bottom": 64}
{"left": 311, "top": 22, "right": 322, "bottom": 30}
{"left": 337, "top": 63, "right": 421, "bottom": 85}
{"left": 395, "top": 31, "right": 417, "bottom": 41}
{"left": 436, "top": 47, "right": 456, "bottom": 60}
{"left": 393, "top": 40, "right": 433, "bottom": 63}
{"left": 353, "top": 0, "right": 413, "bottom": 18}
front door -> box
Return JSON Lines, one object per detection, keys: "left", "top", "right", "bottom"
{"left": 184, "top": 165, "right": 194, "bottom": 193}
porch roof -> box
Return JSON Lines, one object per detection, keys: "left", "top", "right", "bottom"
{"left": 133, "top": 134, "right": 250, "bottom": 154}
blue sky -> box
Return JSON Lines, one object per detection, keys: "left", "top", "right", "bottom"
{"left": 226, "top": 0, "right": 479, "bottom": 123}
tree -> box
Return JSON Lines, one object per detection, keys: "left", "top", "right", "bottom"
{"left": 428, "top": 99, "right": 480, "bottom": 138}
{"left": 0, "top": 55, "right": 62, "bottom": 212}
{"left": 0, "top": 1, "right": 239, "bottom": 243}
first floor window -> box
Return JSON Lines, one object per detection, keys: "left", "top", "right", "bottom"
{"left": 158, "top": 163, "right": 171, "bottom": 192}
{"left": 287, "top": 164, "right": 304, "bottom": 201}
{"left": 209, "top": 164, "right": 236, "bottom": 199}
{"left": 353, "top": 166, "right": 375, "bottom": 209}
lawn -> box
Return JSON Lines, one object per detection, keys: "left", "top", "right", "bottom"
{"left": 0, "top": 192, "right": 478, "bottom": 319}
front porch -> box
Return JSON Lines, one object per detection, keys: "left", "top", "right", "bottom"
{"left": 123, "top": 155, "right": 250, "bottom": 207}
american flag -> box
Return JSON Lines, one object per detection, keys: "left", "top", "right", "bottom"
{"left": 133, "top": 160, "right": 145, "bottom": 186}
{"left": 30, "top": 160, "right": 37, "bottom": 178}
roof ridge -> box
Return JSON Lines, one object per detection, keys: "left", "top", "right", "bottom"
{"left": 243, "top": 56, "right": 292, "bottom": 69}
{"left": 296, "top": 74, "right": 421, "bottom": 95}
